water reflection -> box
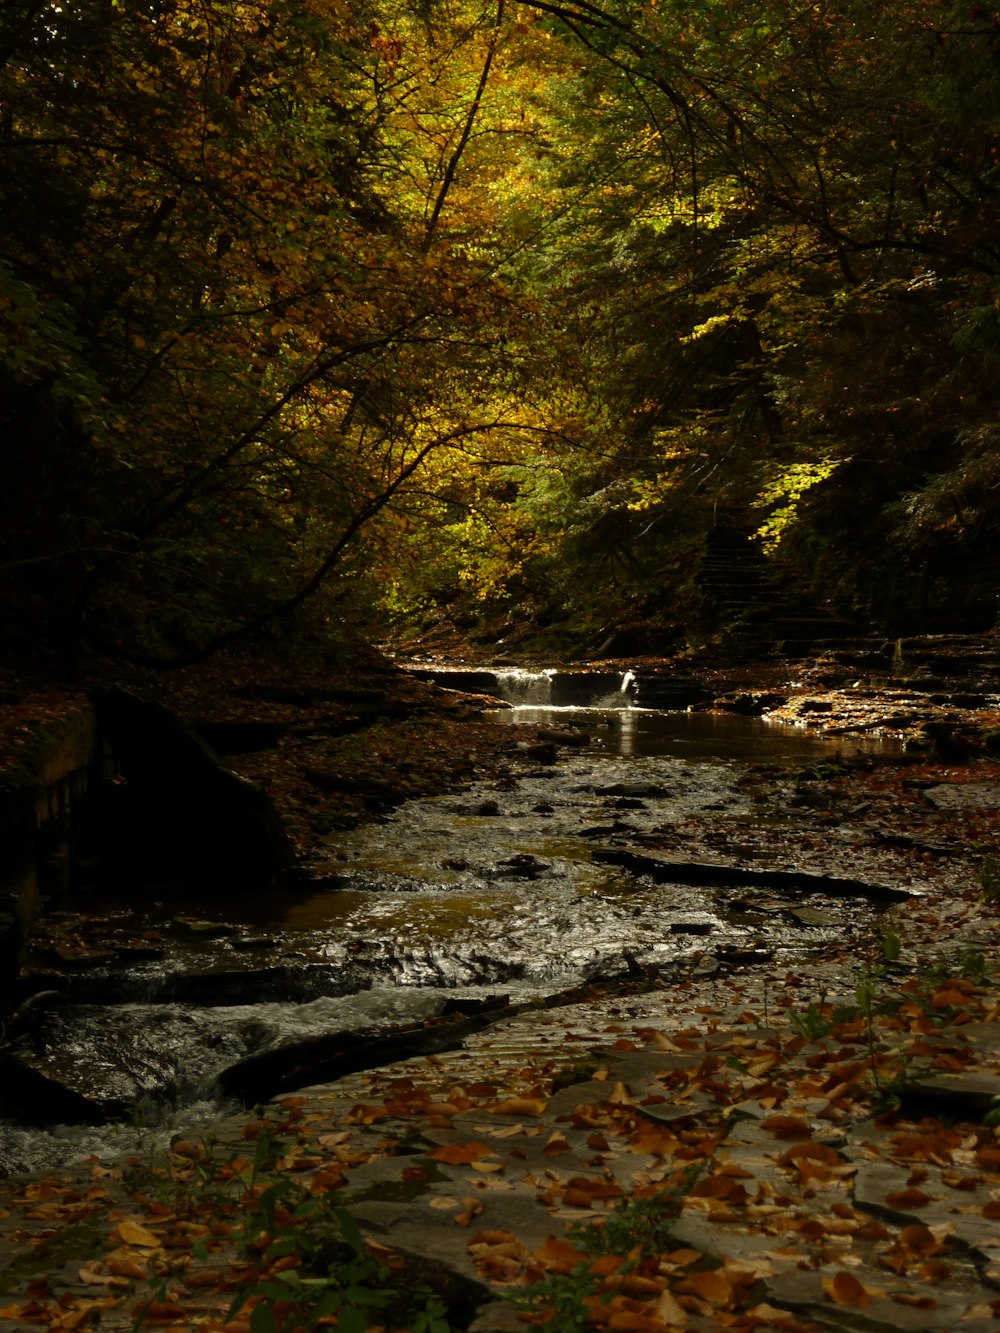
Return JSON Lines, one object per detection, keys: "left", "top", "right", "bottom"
{"left": 490, "top": 705, "right": 900, "bottom": 761}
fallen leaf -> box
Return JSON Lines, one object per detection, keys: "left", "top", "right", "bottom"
{"left": 777, "top": 1142, "right": 840, "bottom": 1167}
{"left": 429, "top": 1141, "right": 495, "bottom": 1165}
{"left": 543, "top": 1132, "right": 572, "bottom": 1156}
{"left": 762, "top": 1115, "right": 812, "bottom": 1140}
{"left": 823, "top": 1271, "right": 869, "bottom": 1308}
{"left": 536, "top": 1237, "right": 590, "bottom": 1272}
{"left": 652, "top": 1287, "right": 688, "bottom": 1324}
{"left": 648, "top": 1032, "right": 684, "bottom": 1053}
{"left": 676, "top": 1270, "right": 732, "bottom": 1305}
{"left": 893, "top": 1293, "right": 937, "bottom": 1309}
{"left": 113, "top": 1220, "right": 161, "bottom": 1248}
{"left": 886, "top": 1188, "right": 931, "bottom": 1209}
{"left": 488, "top": 1097, "right": 548, "bottom": 1116}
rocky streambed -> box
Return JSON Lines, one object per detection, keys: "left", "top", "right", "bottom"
{"left": 1, "top": 653, "right": 998, "bottom": 1176}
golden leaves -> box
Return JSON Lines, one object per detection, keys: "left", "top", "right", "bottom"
{"left": 112, "top": 1219, "right": 162, "bottom": 1249}
{"left": 487, "top": 1095, "right": 549, "bottom": 1116}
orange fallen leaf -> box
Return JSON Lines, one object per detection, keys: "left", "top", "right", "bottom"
{"left": 647, "top": 1032, "right": 684, "bottom": 1053}
{"left": 691, "top": 1174, "right": 745, "bottom": 1203}
{"left": 455, "top": 1196, "right": 484, "bottom": 1228}
{"left": 744, "top": 1302, "right": 811, "bottom": 1329}
{"left": 429, "top": 1141, "right": 495, "bottom": 1165}
{"left": 777, "top": 1142, "right": 840, "bottom": 1167}
{"left": 619, "top": 1276, "right": 666, "bottom": 1301}
{"left": 131, "top": 1300, "right": 191, "bottom": 1322}
{"left": 536, "top": 1237, "right": 590, "bottom": 1272}
{"left": 663, "top": 1248, "right": 702, "bottom": 1266}
{"left": 762, "top": 1115, "right": 811, "bottom": 1140}
{"left": 675, "top": 1270, "right": 732, "bottom": 1305}
{"left": 893, "top": 1293, "right": 937, "bottom": 1309}
{"left": 823, "top": 1271, "right": 869, "bottom": 1307}
{"left": 604, "top": 1312, "right": 667, "bottom": 1330}
{"left": 885, "top": 1188, "right": 931, "bottom": 1209}
{"left": 897, "top": 1223, "right": 939, "bottom": 1252}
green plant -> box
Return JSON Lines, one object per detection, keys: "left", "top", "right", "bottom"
{"left": 789, "top": 994, "right": 833, "bottom": 1041}
{"left": 515, "top": 1168, "right": 703, "bottom": 1331}
{"left": 927, "top": 949, "right": 990, "bottom": 987}
{"left": 227, "top": 1186, "right": 397, "bottom": 1333}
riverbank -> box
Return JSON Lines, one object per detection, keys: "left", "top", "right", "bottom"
{"left": 0, "top": 644, "right": 999, "bottom": 1330}
{"left": 4, "top": 641, "right": 1000, "bottom": 1011}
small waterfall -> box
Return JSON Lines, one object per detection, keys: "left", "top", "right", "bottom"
{"left": 403, "top": 663, "right": 639, "bottom": 709}
{"left": 491, "top": 667, "right": 556, "bottom": 706}
{"left": 494, "top": 667, "right": 637, "bottom": 709}
{"left": 591, "top": 669, "right": 637, "bottom": 710}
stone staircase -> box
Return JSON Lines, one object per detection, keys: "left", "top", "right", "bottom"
{"left": 697, "top": 521, "right": 858, "bottom": 657}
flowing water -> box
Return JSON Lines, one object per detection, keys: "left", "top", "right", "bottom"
{"left": 0, "top": 668, "right": 903, "bottom": 1175}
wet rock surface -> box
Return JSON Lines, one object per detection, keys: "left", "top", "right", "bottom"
{"left": 0, "top": 961, "right": 998, "bottom": 1331}
{"left": 4, "top": 661, "right": 1000, "bottom": 1166}
{"left": 0, "top": 643, "right": 999, "bottom": 1329}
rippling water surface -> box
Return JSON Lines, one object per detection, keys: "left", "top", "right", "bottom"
{"left": 1, "top": 696, "right": 901, "bottom": 1174}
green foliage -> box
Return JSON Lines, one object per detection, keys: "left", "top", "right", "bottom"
{"left": 927, "top": 949, "right": 990, "bottom": 989}
{"left": 789, "top": 998, "right": 834, "bottom": 1043}
{"left": 126, "top": 1138, "right": 454, "bottom": 1333}
{"left": 4, "top": 0, "right": 1000, "bottom": 657}
{"left": 515, "top": 1169, "right": 702, "bottom": 1331}
{"left": 226, "top": 1183, "right": 398, "bottom": 1333}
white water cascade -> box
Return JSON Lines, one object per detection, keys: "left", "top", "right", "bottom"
{"left": 492, "top": 666, "right": 638, "bottom": 710}
{"left": 490, "top": 667, "right": 557, "bottom": 706}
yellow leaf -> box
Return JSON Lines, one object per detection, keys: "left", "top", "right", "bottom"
{"left": 113, "top": 1219, "right": 161, "bottom": 1248}
{"left": 488, "top": 1096, "right": 547, "bottom": 1116}
{"left": 653, "top": 1288, "right": 688, "bottom": 1325}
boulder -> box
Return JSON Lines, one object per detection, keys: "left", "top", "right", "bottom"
{"left": 89, "top": 686, "right": 294, "bottom": 890}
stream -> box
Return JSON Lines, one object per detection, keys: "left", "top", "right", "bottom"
{"left": 0, "top": 669, "right": 906, "bottom": 1176}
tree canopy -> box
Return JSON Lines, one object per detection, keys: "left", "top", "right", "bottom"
{"left": 3, "top": 0, "right": 999, "bottom": 666}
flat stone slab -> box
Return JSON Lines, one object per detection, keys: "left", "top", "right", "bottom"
{"left": 923, "top": 782, "right": 1000, "bottom": 809}
{"left": 0, "top": 979, "right": 999, "bottom": 1332}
